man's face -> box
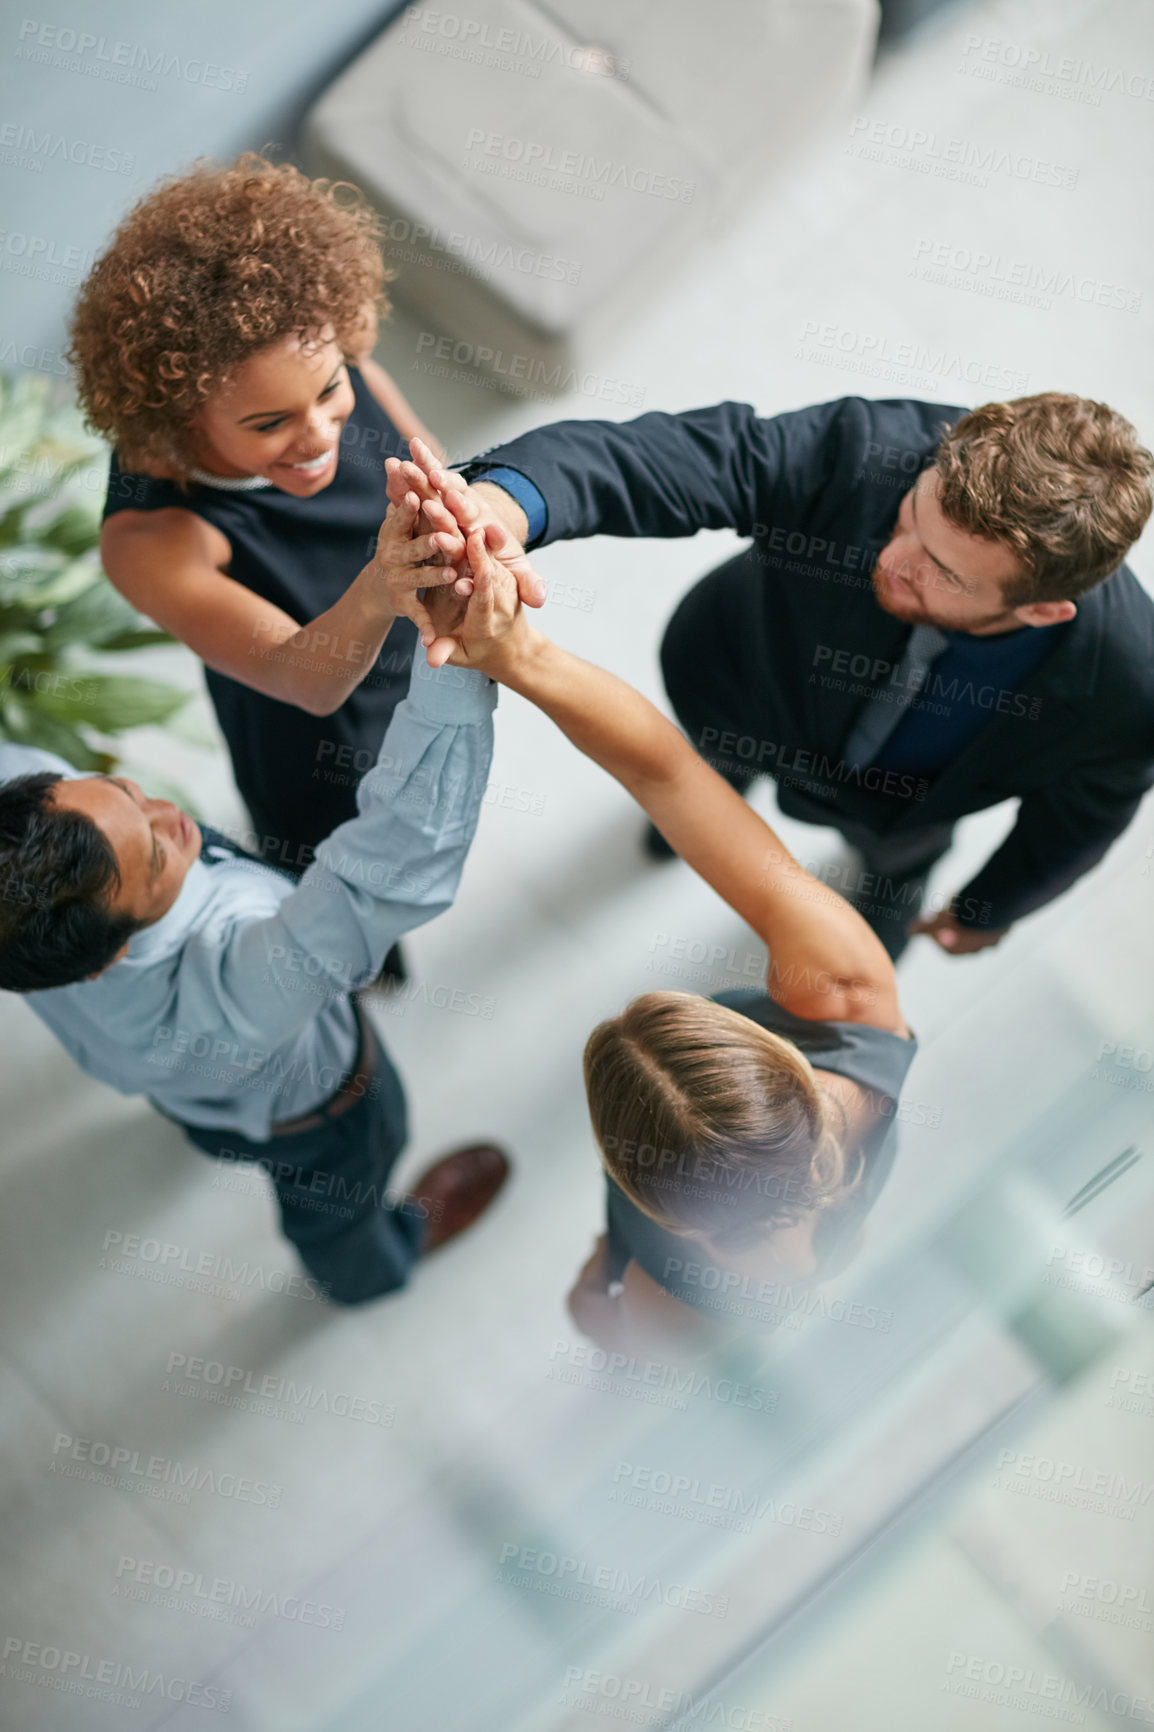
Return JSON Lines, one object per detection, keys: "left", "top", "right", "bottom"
{"left": 49, "top": 776, "right": 201, "bottom": 966}
{"left": 874, "top": 468, "right": 1046, "bottom": 635}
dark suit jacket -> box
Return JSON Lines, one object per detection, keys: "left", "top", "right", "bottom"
{"left": 466, "top": 396, "right": 1154, "bottom": 929}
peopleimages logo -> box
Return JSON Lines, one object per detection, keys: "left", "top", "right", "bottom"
{"left": 14, "top": 19, "right": 247, "bottom": 92}
{"left": 560, "top": 1667, "right": 792, "bottom": 1730}
{"left": 546, "top": 1339, "right": 777, "bottom": 1413}
{"left": 910, "top": 238, "right": 1141, "bottom": 313}
{"left": 162, "top": 1352, "right": 395, "bottom": 1428}
{"left": 1058, "top": 1569, "right": 1153, "bottom": 1634}
{"left": 944, "top": 1651, "right": 1154, "bottom": 1724}
{"left": 462, "top": 129, "right": 694, "bottom": 202}
{"left": 50, "top": 1431, "right": 283, "bottom": 1509}
{"left": 99, "top": 1228, "right": 329, "bottom": 1304}
{"left": 958, "top": 34, "right": 1154, "bottom": 103}
{"left": 114, "top": 1555, "right": 347, "bottom": 1632}
{"left": 993, "top": 1448, "right": 1154, "bottom": 1521}
{"left": 496, "top": 1542, "right": 729, "bottom": 1618}
{"left": 1043, "top": 1243, "right": 1154, "bottom": 1302}
{"left": 845, "top": 115, "right": 1078, "bottom": 190}
{"left": 0, "top": 1636, "right": 230, "bottom": 1713}
{"left": 611, "top": 1462, "right": 843, "bottom": 1537}
{"left": 0, "top": 124, "right": 134, "bottom": 174}
{"left": 662, "top": 1259, "right": 894, "bottom": 1332}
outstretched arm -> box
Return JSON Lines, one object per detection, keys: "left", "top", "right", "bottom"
{"left": 210, "top": 632, "right": 496, "bottom": 1053}
{"left": 450, "top": 400, "right": 822, "bottom": 544}
{"left": 438, "top": 523, "right": 907, "bottom": 1035}
{"left": 101, "top": 487, "right": 470, "bottom": 718}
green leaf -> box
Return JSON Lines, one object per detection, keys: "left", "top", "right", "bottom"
{"left": 0, "top": 372, "right": 202, "bottom": 765}
{"left": 36, "top": 501, "right": 102, "bottom": 558}
{"left": 0, "top": 390, "right": 52, "bottom": 480}
{"left": 22, "top": 672, "right": 190, "bottom": 732}
{"left": 17, "top": 557, "right": 101, "bottom": 610}
{"left": 161, "top": 704, "right": 217, "bottom": 748}
{"left": 37, "top": 580, "right": 141, "bottom": 651}
{"left": 93, "top": 628, "right": 175, "bottom": 652}
{"left": 0, "top": 632, "right": 46, "bottom": 663}
{"left": 0, "top": 498, "right": 44, "bottom": 547}
{"left": 0, "top": 706, "right": 109, "bottom": 770}
{"left": 0, "top": 548, "right": 68, "bottom": 606}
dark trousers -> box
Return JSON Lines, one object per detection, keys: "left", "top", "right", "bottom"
{"left": 660, "top": 550, "right": 954, "bottom": 961}
{"left": 180, "top": 1036, "right": 425, "bottom": 1305}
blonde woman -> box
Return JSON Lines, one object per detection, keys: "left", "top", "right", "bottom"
{"left": 401, "top": 476, "right": 917, "bottom": 1350}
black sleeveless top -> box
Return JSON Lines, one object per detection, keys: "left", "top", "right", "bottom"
{"left": 102, "top": 365, "right": 418, "bottom": 874}
{"left": 604, "top": 987, "right": 918, "bottom": 1325}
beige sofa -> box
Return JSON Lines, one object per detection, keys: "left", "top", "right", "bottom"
{"left": 303, "top": 0, "right": 879, "bottom": 390}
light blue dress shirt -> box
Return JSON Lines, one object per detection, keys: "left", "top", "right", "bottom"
{"left": 0, "top": 654, "right": 497, "bottom": 1141}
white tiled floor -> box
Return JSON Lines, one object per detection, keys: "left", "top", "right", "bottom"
{"left": 1, "top": 0, "right": 1153, "bottom": 1727}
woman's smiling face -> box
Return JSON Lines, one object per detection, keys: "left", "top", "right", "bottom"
{"left": 190, "top": 329, "right": 356, "bottom": 497}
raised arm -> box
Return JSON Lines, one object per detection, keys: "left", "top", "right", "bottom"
{"left": 100, "top": 492, "right": 468, "bottom": 717}
{"left": 453, "top": 398, "right": 859, "bottom": 546}
{"left": 440, "top": 525, "right": 908, "bottom": 1036}
{"left": 387, "top": 402, "right": 781, "bottom": 551}
{"left": 199, "top": 642, "right": 497, "bottom": 1052}
{"left": 384, "top": 398, "right": 853, "bottom": 606}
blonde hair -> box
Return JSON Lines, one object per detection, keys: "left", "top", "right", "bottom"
{"left": 583, "top": 992, "right": 857, "bottom": 1253}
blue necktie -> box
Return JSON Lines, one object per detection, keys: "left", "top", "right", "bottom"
{"left": 197, "top": 824, "right": 295, "bottom": 882}
{"left": 842, "top": 624, "right": 948, "bottom": 768}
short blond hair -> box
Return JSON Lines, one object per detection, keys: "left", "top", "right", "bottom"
{"left": 583, "top": 992, "right": 855, "bottom": 1252}
{"left": 935, "top": 393, "right": 1153, "bottom": 604}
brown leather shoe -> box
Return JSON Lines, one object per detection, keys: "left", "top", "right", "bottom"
{"left": 409, "top": 1144, "right": 510, "bottom": 1254}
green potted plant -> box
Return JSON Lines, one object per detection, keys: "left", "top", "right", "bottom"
{"left": 0, "top": 369, "right": 195, "bottom": 779}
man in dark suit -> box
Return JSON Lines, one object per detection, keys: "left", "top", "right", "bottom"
{"left": 392, "top": 395, "right": 1154, "bottom": 960}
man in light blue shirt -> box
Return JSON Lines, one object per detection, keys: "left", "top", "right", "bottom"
{"left": 0, "top": 648, "right": 509, "bottom": 1304}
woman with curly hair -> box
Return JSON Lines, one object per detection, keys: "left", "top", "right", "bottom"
{"left": 70, "top": 153, "right": 525, "bottom": 903}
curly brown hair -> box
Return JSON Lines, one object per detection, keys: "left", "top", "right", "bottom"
{"left": 935, "top": 393, "right": 1153, "bottom": 604}
{"left": 68, "top": 152, "right": 392, "bottom": 476}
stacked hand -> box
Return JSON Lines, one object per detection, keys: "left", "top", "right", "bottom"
{"left": 382, "top": 438, "right": 547, "bottom": 670}
{"left": 385, "top": 436, "right": 547, "bottom": 609}
{"left": 370, "top": 485, "right": 471, "bottom": 646}
{"left": 379, "top": 497, "right": 539, "bottom": 681}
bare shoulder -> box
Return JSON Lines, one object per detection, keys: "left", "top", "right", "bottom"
{"left": 101, "top": 506, "right": 231, "bottom": 572}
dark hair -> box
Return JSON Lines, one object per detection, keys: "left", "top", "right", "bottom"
{"left": 0, "top": 773, "right": 142, "bottom": 991}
